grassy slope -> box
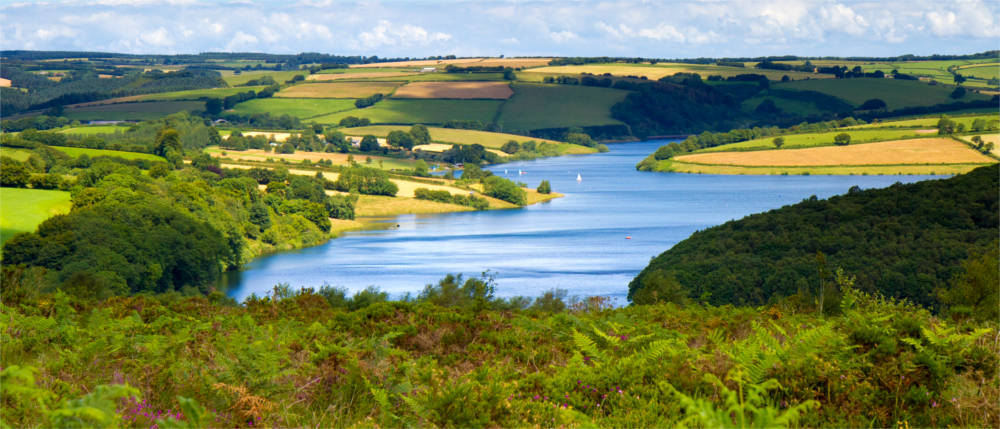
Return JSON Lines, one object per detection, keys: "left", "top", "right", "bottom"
{"left": 340, "top": 125, "right": 596, "bottom": 154}
{"left": 229, "top": 98, "right": 357, "bottom": 119}
{"left": 312, "top": 99, "right": 503, "bottom": 125}
{"left": 775, "top": 78, "right": 989, "bottom": 109}
{"left": 51, "top": 146, "right": 166, "bottom": 162}
{"left": 847, "top": 114, "right": 1000, "bottom": 129}
{"left": 221, "top": 70, "right": 309, "bottom": 86}
{"left": 497, "top": 83, "right": 628, "bottom": 131}
{"left": 132, "top": 87, "right": 269, "bottom": 101}
{"left": 699, "top": 128, "right": 935, "bottom": 152}
{"left": 58, "top": 125, "right": 130, "bottom": 135}
{"left": 0, "top": 187, "right": 72, "bottom": 245}
{"left": 275, "top": 82, "right": 403, "bottom": 99}
{"left": 62, "top": 101, "right": 204, "bottom": 121}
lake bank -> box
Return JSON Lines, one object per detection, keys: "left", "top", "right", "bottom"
{"left": 222, "top": 140, "right": 937, "bottom": 302}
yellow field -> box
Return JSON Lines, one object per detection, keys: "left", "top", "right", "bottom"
{"left": 661, "top": 161, "right": 988, "bottom": 176}
{"left": 275, "top": 82, "right": 402, "bottom": 98}
{"left": 236, "top": 131, "right": 292, "bottom": 142}
{"left": 392, "top": 81, "right": 513, "bottom": 99}
{"left": 354, "top": 195, "right": 472, "bottom": 217}
{"left": 350, "top": 58, "right": 551, "bottom": 69}
{"left": 523, "top": 63, "right": 828, "bottom": 81}
{"left": 959, "top": 133, "right": 1000, "bottom": 155}
{"left": 675, "top": 138, "right": 995, "bottom": 167}
{"left": 306, "top": 72, "right": 417, "bottom": 81}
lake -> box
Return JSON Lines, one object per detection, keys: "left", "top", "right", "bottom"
{"left": 224, "top": 140, "right": 938, "bottom": 303}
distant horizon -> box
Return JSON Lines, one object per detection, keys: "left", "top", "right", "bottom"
{"left": 2, "top": 1, "right": 997, "bottom": 59}
{"left": 2, "top": 49, "right": 996, "bottom": 62}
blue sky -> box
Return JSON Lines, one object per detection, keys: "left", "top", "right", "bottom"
{"left": 1, "top": 0, "right": 997, "bottom": 58}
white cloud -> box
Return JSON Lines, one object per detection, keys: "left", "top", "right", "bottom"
{"left": 549, "top": 30, "right": 578, "bottom": 43}
{"left": 139, "top": 27, "right": 173, "bottom": 46}
{"left": 356, "top": 20, "right": 452, "bottom": 49}
{"left": 821, "top": 3, "right": 868, "bottom": 36}
{"left": 225, "top": 31, "right": 258, "bottom": 51}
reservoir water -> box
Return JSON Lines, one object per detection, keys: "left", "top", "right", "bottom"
{"left": 224, "top": 140, "right": 937, "bottom": 303}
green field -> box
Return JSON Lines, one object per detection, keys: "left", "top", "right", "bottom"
{"left": 230, "top": 98, "right": 357, "bottom": 119}
{"left": 955, "top": 62, "right": 999, "bottom": 81}
{"left": 775, "top": 58, "right": 998, "bottom": 89}
{"left": 775, "top": 78, "right": 989, "bottom": 109}
{"left": 62, "top": 101, "right": 203, "bottom": 121}
{"left": 340, "top": 125, "right": 597, "bottom": 154}
{"left": 497, "top": 83, "right": 628, "bottom": 131}
{"left": 133, "top": 86, "right": 268, "bottom": 101}
{"left": 221, "top": 70, "right": 309, "bottom": 86}
{"left": 848, "top": 114, "right": 1000, "bottom": 129}
{"left": 51, "top": 146, "right": 166, "bottom": 162}
{"left": 742, "top": 94, "right": 828, "bottom": 116}
{"left": 0, "top": 148, "right": 35, "bottom": 162}
{"left": 700, "top": 128, "right": 935, "bottom": 152}
{"left": 314, "top": 99, "right": 503, "bottom": 125}
{"left": 58, "top": 125, "right": 130, "bottom": 135}
{"left": 0, "top": 187, "right": 72, "bottom": 245}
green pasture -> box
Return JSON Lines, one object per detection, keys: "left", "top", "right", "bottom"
{"left": 62, "top": 101, "right": 203, "bottom": 121}
{"left": 775, "top": 78, "right": 989, "bottom": 110}
{"left": 230, "top": 98, "right": 356, "bottom": 119}
{"left": 133, "top": 86, "right": 268, "bottom": 101}
{"left": 316, "top": 67, "right": 412, "bottom": 74}
{"left": 955, "top": 62, "right": 999, "bottom": 81}
{"left": 0, "top": 187, "right": 72, "bottom": 245}
{"left": 700, "top": 128, "right": 934, "bottom": 152}
{"left": 222, "top": 70, "right": 309, "bottom": 86}
{"left": 0, "top": 148, "right": 35, "bottom": 162}
{"left": 51, "top": 146, "right": 166, "bottom": 162}
{"left": 741, "top": 95, "right": 828, "bottom": 116}
{"left": 848, "top": 114, "right": 1000, "bottom": 130}
{"left": 315, "top": 99, "right": 503, "bottom": 125}
{"left": 497, "top": 83, "right": 628, "bottom": 131}
{"left": 523, "top": 62, "right": 822, "bottom": 82}
{"left": 58, "top": 125, "right": 130, "bottom": 135}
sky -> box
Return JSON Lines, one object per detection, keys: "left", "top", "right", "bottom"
{"left": 1, "top": 0, "right": 997, "bottom": 59}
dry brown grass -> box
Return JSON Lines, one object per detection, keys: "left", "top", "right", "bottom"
{"left": 675, "top": 138, "right": 996, "bottom": 166}
{"left": 306, "top": 72, "right": 417, "bottom": 81}
{"left": 392, "top": 81, "right": 513, "bottom": 99}
{"left": 275, "top": 82, "right": 402, "bottom": 99}
{"left": 355, "top": 195, "right": 471, "bottom": 217}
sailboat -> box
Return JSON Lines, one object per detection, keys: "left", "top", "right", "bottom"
{"left": 576, "top": 173, "right": 582, "bottom": 182}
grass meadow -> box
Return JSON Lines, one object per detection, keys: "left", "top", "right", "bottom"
{"left": 776, "top": 78, "right": 990, "bottom": 109}
{"left": 391, "top": 81, "right": 513, "bottom": 99}
{"left": 230, "top": 98, "right": 356, "bottom": 119}
{"left": 132, "top": 86, "right": 269, "bottom": 101}
{"left": 58, "top": 125, "right": 130, "bottom": 135}
{"left": 221, "top": 70, "right": 309, "bottom": 86}
{"left": 62, "top": 101, "right": 203, "bottom": 121}
{"left": 314, "top": 99, "right": 503, "bottom": 125}
{"left": 0, "top": 187, "right": 72, "bottom": 245}
{"left": 700, "top": 128, "right": 938, "bottom": 152}
{"left": 50, "top": 146, "right": 167, "bottom": 162}
{"left": 497, "top": 83, "right": 628, "bottom": 130}
{"left": 847, "top": 114, "right": 1000, "bottom": 130}
{"left": 275, "top": 82, "right": 402, "bottom": 99}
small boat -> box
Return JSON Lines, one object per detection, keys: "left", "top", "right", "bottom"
{"left": 504, "top": 169, "right": 508, "bottom": 175}
{"left": 519, "top": 169, "right": 525, "bottom": 175}
{"left": 626, "top": 236, "right": 631, "bottom": 240}
{"left": 576, "top": 173, "right": 582, "bottom": 182}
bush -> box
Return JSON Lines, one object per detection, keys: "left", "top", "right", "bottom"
{"left": 334, "top": 166, "right": 398, "bottom": 196}
{"left": 833, "top": 133, "right": 851, "bottom": 146}
{"left": 536, "top": 180, "right": 551, "bottom": 194}
{"left": 482, "top": 176, "right": 526, "bottom": 206}
{"left": 501, "top": 140, "right": 520, "bottom": 154}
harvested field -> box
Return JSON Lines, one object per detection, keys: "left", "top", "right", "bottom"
{"left": 0, "top": 78, "right": 11, "bottom": 87}
{"left": 392, "top": 81, "right": 512, "bottom": 99}
{"left": 306, "top": 72, "right": 417, "bottom": 81}
{"left": 413, "top": 143, "right": 454, "bottom": 153}
{"left": 275, "top": 82, "right": 402, "bottom": 98}
{"left": 676, "top": 138, "right": 996, "bottom": 167}
{"left": 239, "top": 131, "right": 291, "bottom": 142}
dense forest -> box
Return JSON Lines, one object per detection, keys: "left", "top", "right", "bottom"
{"left": 629, "top": 165, "right": 998, "bottom": 315}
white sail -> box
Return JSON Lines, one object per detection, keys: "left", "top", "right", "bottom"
{"left": 576, "top": 173, "right": 582, "bottom": 182}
